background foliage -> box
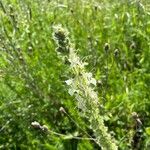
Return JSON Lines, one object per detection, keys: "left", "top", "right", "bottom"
{"left": 0, "top": 0, "right": 150, "bottom": 149}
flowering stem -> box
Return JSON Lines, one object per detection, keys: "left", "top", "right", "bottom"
{"left": 53, "top": 25, "right": 118, "bottom": 150}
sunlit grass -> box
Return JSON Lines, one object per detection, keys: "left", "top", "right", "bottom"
{"left": 0, "top": 0, "right": 150, "bottom": 149}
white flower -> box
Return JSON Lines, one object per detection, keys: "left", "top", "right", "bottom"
{"left": 68, "top": 89, "right": 74, "bottom": 96}
{"left": 85, "top": 72, "right": 92, "bottom": 79}
{"left": 65, "top": 79, "right": 73, "bottom": 85}
{"left": 90, "top": 78, "right": 97, "bottom": 86}
{"left": 68, "top": 89, "right": 79, "bottom": 96}
{"left": 84, "top": 73, "right": 96, "bottom": 86}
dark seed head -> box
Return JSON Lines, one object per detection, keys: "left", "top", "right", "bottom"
{"left": 132, "top": 112, "right": 139, "bottom": 119}
{"left": 114, "top": 49, "right": 119, "bottom": 58}
{"left": 53, "top": 25, "right": 70, "bottom": 55}
{"left": 70, "top": 9, "right": 74, "bottom": 13}
{"left": 104, "top": 43, "right": 110, "bottom": 53}
{"left": 59, "top": 107, "right": 66, "bottom": 113}
{"left": 130, "top": 42, "right": 136, "bottom": 50}
{"left": 54, "top": 28, "right": 67, "bottom": 41}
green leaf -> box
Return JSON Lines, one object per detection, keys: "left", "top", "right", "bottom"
{"left": 145, "top": 127, "right": 150, "bottom": 135}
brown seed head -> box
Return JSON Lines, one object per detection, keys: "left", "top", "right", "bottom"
{"left": 59, "top": 107, "right": 66, "bottom": 113}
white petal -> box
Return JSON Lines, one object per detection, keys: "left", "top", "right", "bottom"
{"left": 90, "top": 78, "right": 96, "bottom": 86}
{"left": 65, "top": 79, "right": 73, "bottom": 85}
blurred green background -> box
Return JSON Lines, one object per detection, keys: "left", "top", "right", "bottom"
{"left": 0, "top": 0, "right": 150, "bottom": 149}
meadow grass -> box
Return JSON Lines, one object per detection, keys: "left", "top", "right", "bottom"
{"left": 0, "top": 0, "right": 150, "bottom": 149}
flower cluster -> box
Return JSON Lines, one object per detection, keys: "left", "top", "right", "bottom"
{"left": 53, "top": 25, "right": 118, "bottom": 150}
